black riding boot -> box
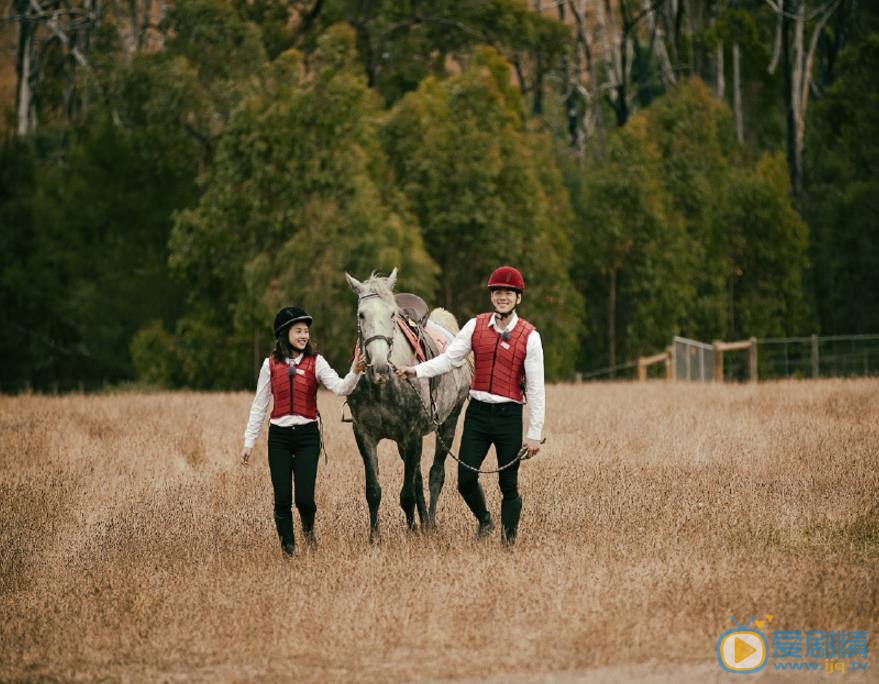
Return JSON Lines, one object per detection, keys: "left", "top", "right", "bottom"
{"left": 500, "top": 495, "right": 523, "bottom": 545}
{"left": 462, "top": 484, "right": 494, "bottom": 537}
{"left": 300, "top": 510, "right": 317, "bottom": 550}
{"left": 274, "top": 513, "right": 295, "bottom": 556}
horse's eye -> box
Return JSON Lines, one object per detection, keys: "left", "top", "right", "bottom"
{"left": 358, "top": 312, "right": 364, "bottom": 319}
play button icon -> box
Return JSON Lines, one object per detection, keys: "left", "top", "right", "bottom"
{"left": 735, "top": 637, "right": 757, "bottom": 663}
{"left": 717, "top": 628, "right": 767, "bottom": 673}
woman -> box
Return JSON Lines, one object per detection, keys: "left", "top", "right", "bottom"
{"left": 240, "top": 306, "right": 366, "bottom": 556}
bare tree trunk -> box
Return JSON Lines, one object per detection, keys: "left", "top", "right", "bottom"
{"left": 140, "top": 0, "right": 153, "bottom": 50}
{"left": 771, "top": 0, "right": 841, "bottom": 195}
{"left": 532, "top": 0, "right": 543, "bottom": 115}
{"left": 596, "top": 0, "right": 618, "bottom": 89}
{"left": 643, "top": 0, "right": 676, "bottom": 87}
{"left": 608, "top": 267, "right": 617, "bottom": 372}
{"left": 715, "top": 40, "right": 725, "bottom": 99}
{"left": 128, "top": 0, "right": 139, "bottom": 52}
{"left": 768, "top": 4, "right": 783, "bottom": 74}
{"left": 797, "top": 0, "right": 840, "bottom": 172}
{"left": 156, "top": 0, "right": 167, "bottom": 48}
{"left": 15, "top": 9, "right": 36, "bottom": 136}
{"left": 781, "top": 0, "right": 800, "bottom": 194}
{"left": 733, "top": 42, "right": 743, "bottom": 143}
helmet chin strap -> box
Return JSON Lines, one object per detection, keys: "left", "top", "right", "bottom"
{"left": 493, "top": 307, "right": 515, "bottom": 322}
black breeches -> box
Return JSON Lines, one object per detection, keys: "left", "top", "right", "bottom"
{"left": 457, "top": 400, "right": 522, "bottom": 501}
{"left": 267, "top": 422, "right": 321, "bottom": 519}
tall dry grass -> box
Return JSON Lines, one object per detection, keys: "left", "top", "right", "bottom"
{"left": 1, "top": 380, "right": 878, "bottom": 682}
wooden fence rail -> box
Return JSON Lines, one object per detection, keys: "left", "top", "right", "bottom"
{"left": 636, "top": 337, "right": 758, "bottom": 382}
{"left": 712, "top": 337, "right": 758, "bottom": 383}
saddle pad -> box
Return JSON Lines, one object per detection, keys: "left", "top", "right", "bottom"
{"left": 396, "top": 318, "right": 427, "bottom": 363}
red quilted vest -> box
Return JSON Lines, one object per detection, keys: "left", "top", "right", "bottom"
{"left": 269, "top": 354, "right": 318, "bottom": 419}
{"left": 470, "top": 313, "right": 534, "bottom": 402}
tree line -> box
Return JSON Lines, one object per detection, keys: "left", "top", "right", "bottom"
{"left": 1, "top": 0, "right": 877, "bottom": 390}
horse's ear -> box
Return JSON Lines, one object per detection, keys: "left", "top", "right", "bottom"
{"left": 345, "top": 272, "right": 364, "bottom": 295}
{"left": 386, "top": 267, "right": 398, "bottom": 291}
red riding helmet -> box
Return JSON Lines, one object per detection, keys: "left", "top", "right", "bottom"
{"left": 487, "top": 266, "right": 525, "bottom": 292}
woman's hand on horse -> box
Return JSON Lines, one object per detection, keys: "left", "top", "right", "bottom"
{"left": 240, "top": 446, "right": 252, "bottom": 466}
{"left": 395, "top": 366, "right": 417, "bottom": 379}
{"left": 353, "top": 348, "right": 368, "bottom": 374}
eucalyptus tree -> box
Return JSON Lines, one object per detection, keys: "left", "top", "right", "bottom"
{"left": 168, "top": 25, "right": 436, "bottom": 387}
{"left": 382, "top": 46, "right": 584, "bottom": 379}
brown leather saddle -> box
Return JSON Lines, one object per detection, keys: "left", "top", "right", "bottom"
{"left": 395, "top": 293, "right": 430, "bottom": 328}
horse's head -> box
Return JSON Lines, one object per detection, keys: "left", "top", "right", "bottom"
{"left": 346, "top": 268, "right": 398, "bottom": 385}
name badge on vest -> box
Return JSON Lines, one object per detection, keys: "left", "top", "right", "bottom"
{"left": 500, "top": 341, "right": 511, "bottom": 350}
{"left": 295, "top": 368, "right": 305, "bottom": 376}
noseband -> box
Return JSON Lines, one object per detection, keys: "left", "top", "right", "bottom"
{"left": 358, "top": 293, "right": 395, "bottom": 367}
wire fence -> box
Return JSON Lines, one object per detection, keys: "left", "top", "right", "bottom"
{"left": 578, "top": 334, "right": 879, "bottom": 382}
{"left": 755, "top": 334, "right": 879, "bottom": 381}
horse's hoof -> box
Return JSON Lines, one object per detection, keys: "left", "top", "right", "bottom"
{"left": 368, "top": 530, "right": 381, "bottom": 545}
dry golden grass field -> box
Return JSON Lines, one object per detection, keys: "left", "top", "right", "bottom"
{"left": 2, "top": 380, "right": 878, "bottom": 682}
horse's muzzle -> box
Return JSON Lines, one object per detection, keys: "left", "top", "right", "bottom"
{"left": 369, "top": 364, "right": 390, "bottom": 385}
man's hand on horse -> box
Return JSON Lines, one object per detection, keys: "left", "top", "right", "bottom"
{"left": 395, "top": 366, "right": 417, "bottom": 379}
{"left": 521, "top": 438, "right": 542, "bottom": 460}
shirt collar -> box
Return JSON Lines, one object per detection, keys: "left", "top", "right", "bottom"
{"left": 287, "top": 352, "right": 304, "bottom": 365}
{"left": 489, "top": 311, "right": 518, "bottom": 332}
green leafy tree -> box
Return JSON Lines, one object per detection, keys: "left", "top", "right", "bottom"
{"left": 567, "top": 114, "right": 690, "bottom": 371}
{"left": 168, "top": 25, "right": 436, "bottom": 388}
{"left": 722, "top": 152, "right": 811, "bottom": 337}
{"left": 306, "top": 0, "right": 570, "bottom": 107}
{"left": 382, "top": 46, "right": 583, "bottom": 379}
{"left": 805, "top": 11, "right": 879, "bottom": 334}
{"left": 645, "top": 78, "right": 737, "bottom": 340}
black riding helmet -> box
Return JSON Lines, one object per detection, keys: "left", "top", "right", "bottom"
{"left": 273, "top": 306, "right": 313, "bottom": 339}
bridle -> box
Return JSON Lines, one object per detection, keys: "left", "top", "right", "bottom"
{"left": 357, "top": 292, "right": 396, "bottom": 367}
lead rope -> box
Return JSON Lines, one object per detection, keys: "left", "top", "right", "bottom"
{"left": 317, "top": 410, "right": 328, "bottom": 464}
{"left": 394, "top": 362, "right": 544, "bottom": 474}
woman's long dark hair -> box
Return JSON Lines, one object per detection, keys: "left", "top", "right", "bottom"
{"left": 272, "top": 330, "right": 317, "bottom": 362}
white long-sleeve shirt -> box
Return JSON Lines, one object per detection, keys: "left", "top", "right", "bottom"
{"left": 243, "top": 353, "right": 362, "bottom": 448}
{"left": 415, "top": 312, "right": 545, "bottom": 440}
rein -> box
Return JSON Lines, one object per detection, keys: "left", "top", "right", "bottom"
{"left": 398, "top": 373, "right": 540, "bottom": 474}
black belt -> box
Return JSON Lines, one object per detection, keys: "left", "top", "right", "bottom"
{"left": 270, "top": 421, "right": 319, "bottom": 431}
{"left": 468, "top": 399, "right": 523, "bottom": 413}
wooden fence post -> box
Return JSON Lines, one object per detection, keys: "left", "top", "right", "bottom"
{"left": 811, "top": 334, "right": 819, "bottom": 378}
{"left": 666, "top": 346, "right": 674, "bottom": 381}
{"left": 749, "top": 337, "right": 758, "bottom": 383}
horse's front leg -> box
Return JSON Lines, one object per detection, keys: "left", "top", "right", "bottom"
{"left": 397, "top": 434, "right": 423, "bottom": 531}
{"left": 428, "top": 404, "right": 462, "bottom": 529}
{"left": 354, "top": 428, "right": 382, "bottom": 543}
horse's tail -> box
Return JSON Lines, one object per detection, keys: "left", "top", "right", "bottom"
{"left": 429, "top": 308, "right": 474, "bottom": 379}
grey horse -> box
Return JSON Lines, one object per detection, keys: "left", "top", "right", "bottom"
{"left": 345, "top": 268, "right": 471, "bottom": 541}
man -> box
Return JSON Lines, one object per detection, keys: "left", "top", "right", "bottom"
{"left": 396, "top": 266, "right": 544, "bottom": 544}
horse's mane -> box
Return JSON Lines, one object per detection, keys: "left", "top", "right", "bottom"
{"left": 361, "top": 272, "right": 397, "bottom": 307}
